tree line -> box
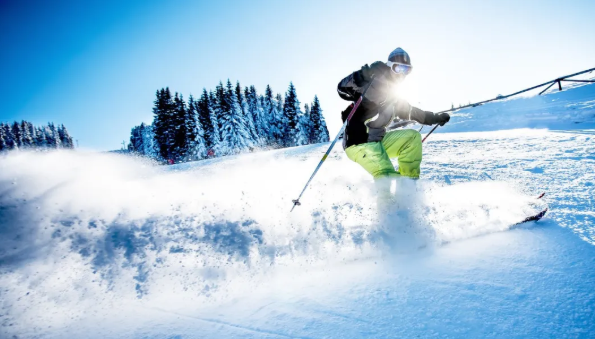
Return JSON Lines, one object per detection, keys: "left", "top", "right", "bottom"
{"left": 0, "top": 121, "right": 74, "bottom": 151}
{"left": 128, "top": 80, "right": 329, "bottom": 163}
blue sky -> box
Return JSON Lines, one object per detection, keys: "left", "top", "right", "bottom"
{"left": 1, "top": 0, "right": 594, "bottom": 150}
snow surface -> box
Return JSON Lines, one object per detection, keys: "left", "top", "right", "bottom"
{"left": 1, "top": 84, "right": 595, "bottom": 338}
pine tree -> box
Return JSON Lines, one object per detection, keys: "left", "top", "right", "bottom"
{"left": 245, "top": 85, "right": 266, "bottom": 146}
{"left": 170, "top": 93, "right": 188, "bottom": 161}
{"left": 310, "top": 96, "right": 329, "bottom": 143}
{"left": 185, "top": 95, "right": 206, "bottom": 160}
{"left": 152, "top": 88, "right": 176, "bottom": 160}
{"left": 208, "top": 90, "right": 221, "bottom": 154}
{"left": 184, "top": 95, "right": 198, "bottom": 160}
{"left": 304, "top": 103, "right": 314, "bottom": 143}
{"left": 273, "top": 92, "right": 286, "bottom": 147}
{"left": 197, "top": 89, "right": 216, "bottom": 150}
{"left": 20, "top": 121, "right": 34, "bottom": 148}
{"left": 0, "top": 124, "right": 6, "bottom": 151}
{"left": 58, "top": 124, "right": 74, "bottom": 148}
{"left": 29, "top": 122, "right": 37, "bottom": 145}
{"left": 294, "top": 104, "right": 309, "bottom": 146}
{"left": 262, "top": 85, "right": 277, "bottom": 145}
{"left": 214, "top": 82, "right": 227, "bottom": 146}
{"left": 193, "top": 120, "right": 207, "bottom": 161}
{"left": 2, "top": 124, "right": 15, "bottom": 150}
{"left": 142, "top": 124, "right": 159, "bottom": 158}
{"left": 50, "top": 123, "right": 62, "bottom": 148}
{"left": 11, "top": 122, "right": 23, "bottom": 148}
{"left": 35, "top": 126, "right": 47, "bottom": 148}
{"left": 283, "top": 82, "right": 303, "bottom": 146}
{"left": 236, "top": 81, "right": 258, "bottom": 146}
{"left": 219, "top": 79, "right": 253, "bottom": 155}
{"left": 129, "top": 123, "right": 145, "bottom": 153}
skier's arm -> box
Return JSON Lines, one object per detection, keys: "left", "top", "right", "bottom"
{"left": 337, "top": 73, "right": 362, "bottom": 102}
{"left": 393, "top": 101, "right": 451, "bottom": 126}
{"left": 337, "top": 62, "right": 389, "bottom": 102}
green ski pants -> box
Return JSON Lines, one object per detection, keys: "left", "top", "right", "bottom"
{"left": 345, "top": 129, "right": 422, "bottom": 179}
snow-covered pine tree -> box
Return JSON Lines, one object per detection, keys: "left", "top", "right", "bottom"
{"left": 282, "top": 82, "right": 302, "bottom": 147}
{"left": 310, "top": 96, "right": 329, "bottom": 143}
{"left": 235, "top": 81, "right": 259, "bottom": 147}
{"left": 11, "top": 122, "right": 23, "bottom": 148}
{"left": 0, "top": 124, "right": 6, "bottom": 151}
{"left": 58, "top": 124, "right": 74, "bottom": 148}
{"left": 52, "top": 123, "right": 62, "bottom": 148}
{"left": 208, "top": 90, "right": 221, "bottom": 155}
{"left": 303, "top": 103, "right": 314, "bottom": 144}
{"left": 308, "top": 99, "right": 319, "bottom": 144}
{"left": 129, "top": 123, "right": 144, "bottom": 153}
{"left": 43, "top": 125, "right": 53, "bottom": 148}
{"left": 273, "top": 92, "right": 286, "bottom": 147}
{"left": 29, "top": 122, "right": 37, "bottom": 145}
{"left": 245, "top": 85, "right": 266, "bottom": 146}
{"left": 194, "top": 120, "right": 207, "bottom": 161}
{"left": 171, "top": 93, "right": 188, "bottom": 161}
{"left": 141, "top": 124, "right": 159, "bottom": 158}
{"left": 261, "top": 85, "right": 275, "bottom": 145}
{"left": 197, "top": 89, "right": 216, "bottom": 150}
{"left": 294, "top": 102, "right": 309, "bottom": 146}
{"left": 184, "top": 95, "right": 198, "bottom": 161}
{"left": 152, "top": 88, "right": 177, "bottom": 160}
{"left": 214, "top": 82, "right": 227, "bottom": 147}
{"left": 20, "top": 121, "right": 34, "bottom": 148}
{"left": 151, "top": 89, "right": 164, "bottom": 157}
{"left": 34, "top": 126, "right": 47, "bottom": 148}
{"left": 185, "top": 95, "right": 206, "bottom": 160}
{"left": 46, "top": 123, "right": 62, "bottom": 148}
{"left": 219, "top": 79, "right": 253, "bottom": 155}
{"left": 2, "top": 124, "right": 15, "bottom": 150}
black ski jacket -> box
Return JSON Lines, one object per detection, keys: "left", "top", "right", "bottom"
{"left": 337, "top": 63, "right": 438, "bottom": 148}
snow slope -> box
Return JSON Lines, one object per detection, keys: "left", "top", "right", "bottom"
{"left": 438, "top": 81, "right": 595, "bottom": 132}
{"left": 1, "top": 84, "right": 594, "bottom": 338}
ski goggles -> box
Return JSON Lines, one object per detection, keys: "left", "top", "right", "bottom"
{"left": 386, "top": 61, "right": 412, "bottom": 75}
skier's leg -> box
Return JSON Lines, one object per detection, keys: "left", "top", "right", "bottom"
{"left": 381, "top": 129, "right": 422, "bottom": 178}
{"left": 345, "top": 142, "right": 400, "bottom": 179}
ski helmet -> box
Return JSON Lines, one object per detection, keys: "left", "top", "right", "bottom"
{"left": 387, "top": 47, "right": 412, "bottom": 76}
{"left": 388, "top": 47, "right": 411, "bottom": 66}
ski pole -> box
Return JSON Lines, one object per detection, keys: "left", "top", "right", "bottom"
{"left": 290, "top": 78, "right": 376, "bottom": 211}
{"left": 422, "top": 124, "right": 439, "bottom": 143}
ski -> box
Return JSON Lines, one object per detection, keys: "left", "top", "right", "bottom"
{"left": 514, "top": 208, "right": 548, "bottom": 226}
{"left": 511, "top": 192, "right": 548, "bottom": 227}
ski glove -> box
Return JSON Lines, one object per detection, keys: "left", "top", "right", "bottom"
{"left": 429, "top": 112, "right": 450, "bottom": 126}
{"left": 436, "top": 113, "right": 450, "bottom": 126}
{"left": 422, "top": 111, "right": 450, "bottom": 126}
{"left": 353, "top": 61, "right": 390, "bottom": 87}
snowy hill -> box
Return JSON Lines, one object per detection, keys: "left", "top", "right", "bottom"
{"left": 439, "top": 82, "right": 595, "bottom": 132}
{"left": 1, "top": 83, "right": 595, "bottom": 338}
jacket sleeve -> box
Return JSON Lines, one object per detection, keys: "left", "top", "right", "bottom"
{"left": 393, "top": 101, "right": 439, "bottom": 126}
{"left": 337, "top": 72, "right": 363, "bottom": 102}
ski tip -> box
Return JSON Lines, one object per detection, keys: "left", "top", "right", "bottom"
{"left": 515, "top": 208, "right": 549, "bottom": 226}
{"left": 537, "top": 192, "right": 546, "bottom": 199}
{"left": 536, "top": 208, "right": 548, "bottom": 220}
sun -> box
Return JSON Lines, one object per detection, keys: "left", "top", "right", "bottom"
{"left": 394, "top": 75, "right": 420, "bottom": 106}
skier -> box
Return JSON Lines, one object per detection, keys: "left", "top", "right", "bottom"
{"left": 338, "top": 47, "right": 451, "bottom": 179}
